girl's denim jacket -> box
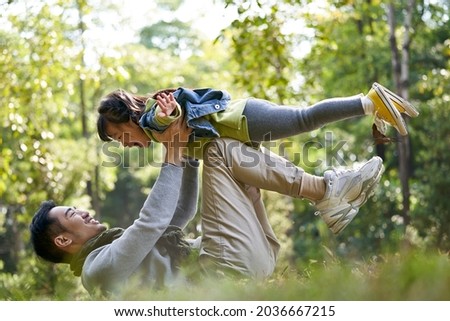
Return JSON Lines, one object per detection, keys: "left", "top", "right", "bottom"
{"left": 139, "top": 87, "right": 230, "bottom": 138}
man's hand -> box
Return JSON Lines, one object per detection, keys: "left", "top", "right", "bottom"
{"left": 156, "top": 115, "right": 192, "bottom": 166}
{"left": 156, "top": 92, "right": 178, "bottom": 118}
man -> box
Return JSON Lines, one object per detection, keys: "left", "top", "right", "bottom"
{"left": 30, "top": 119, "right": 197, "bottom": 294}
{"left": 30, "top": 118, "right": 383, "bottom": 295}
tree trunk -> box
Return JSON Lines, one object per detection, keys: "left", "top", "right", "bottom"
{"left": 387, "top": 1, "right": 415, "bottom": 225}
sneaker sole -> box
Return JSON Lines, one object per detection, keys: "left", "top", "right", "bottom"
{"left": 374, "top": 83, "right": 419, "bottom": 118}
{"left": 319, "top": 204, "right": 358, "bottom": 235}
{"left": 331, "top": 207, "right": 359, "bottom": 234}
{"left": 372, "top": 85, "right": 408, "bottom": 136}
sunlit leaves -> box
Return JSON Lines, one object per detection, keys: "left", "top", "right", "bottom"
{"left": 0, "top": 0, "right": 449, "bottom": 299}
{"left": 225, "top": 1, "right": 296, "bottom": 102}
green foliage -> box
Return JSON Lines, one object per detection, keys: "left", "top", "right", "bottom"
{"left": 412, "top": 59, "right": 450, "bottom": 249}
{"left": 1, "top": 0, "right": 449, "bottom": 300}
{"left": 1, "top": 1, "right": 88, "bottom": 276}
{"left": 140, "top": 20, "right": 201, "bottom": 55}
{"left": 286, "top": 0, "right": 450, "bottom": 260}
{"left": 0, "top": 254, "right": 89, "bottom": 300}
{"left": 224, "top": 0, "right": 296, "bottom": 101}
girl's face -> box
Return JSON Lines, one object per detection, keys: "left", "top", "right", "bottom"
{"left": 105, "top": 120, "right": 151, "bottom": 148}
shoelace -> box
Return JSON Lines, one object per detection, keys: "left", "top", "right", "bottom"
{"left": 328, "top": 167, "right": 357, "bottom": 181}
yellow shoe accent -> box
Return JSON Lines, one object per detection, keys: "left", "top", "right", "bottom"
{"left": 373, "top": 82, "right": 419, "bottom": 118}
{"left": 367, "top": 84, "right": 408, "bottom": 136}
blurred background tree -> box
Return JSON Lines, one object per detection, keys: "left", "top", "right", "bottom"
{"left": 0, "top": 0, "right": 448, "bottom": 299}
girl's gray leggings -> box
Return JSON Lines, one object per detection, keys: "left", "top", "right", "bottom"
{"left": 243, "top": 95, "right": 365, "bottom": 142}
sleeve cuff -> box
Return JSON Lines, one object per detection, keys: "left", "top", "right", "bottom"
{"left": 154, "top": 103, "right": 182, "bottom": 126}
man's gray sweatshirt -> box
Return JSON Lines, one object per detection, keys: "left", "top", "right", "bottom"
{"left": 81, "top": 163, "right": 198, "bottom": 294}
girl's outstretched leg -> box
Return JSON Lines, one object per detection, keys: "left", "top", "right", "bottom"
{"left": 243, "top": 95, "right": 365, "bottom": 142}
{"left": 244, "top": 83, "right": 419, "bottom": 141}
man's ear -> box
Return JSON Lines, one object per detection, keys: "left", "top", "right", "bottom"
{"left": 54, "top": 235, "right": 73, "bottom": 248}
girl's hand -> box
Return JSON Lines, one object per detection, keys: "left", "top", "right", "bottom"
{"left": 156, "top": 92, "right": 178, "bottom": 118}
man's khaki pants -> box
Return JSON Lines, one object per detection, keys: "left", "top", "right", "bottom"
{"left": 199, "top": 138, "right": 305, "bottom": 279}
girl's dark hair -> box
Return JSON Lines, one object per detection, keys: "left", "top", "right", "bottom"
{"left": 29, "top": 200, "right": 71, "bottom": 264}
{"left": 96, "top": 88, "right": 177, "bottom": 142}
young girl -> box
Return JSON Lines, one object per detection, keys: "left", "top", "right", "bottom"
{"left": 95, "top": 83, "right": 417, "bottom": 234}
{"left": 97, "top": 83, "right": 418, "bottom": 158}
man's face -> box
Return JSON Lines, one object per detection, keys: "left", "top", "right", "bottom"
{"left": 49, "top": 206, "right": 107, "bottom": 252}
{"left": 105, "top": 119, "right": 151, "bottom": 148}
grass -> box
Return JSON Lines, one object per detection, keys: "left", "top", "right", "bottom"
{"left": 108, "top": 250, "right": 450, "bottom": 301}
{"left": 2, "top": 249, "right": 447, "bottom": 300}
